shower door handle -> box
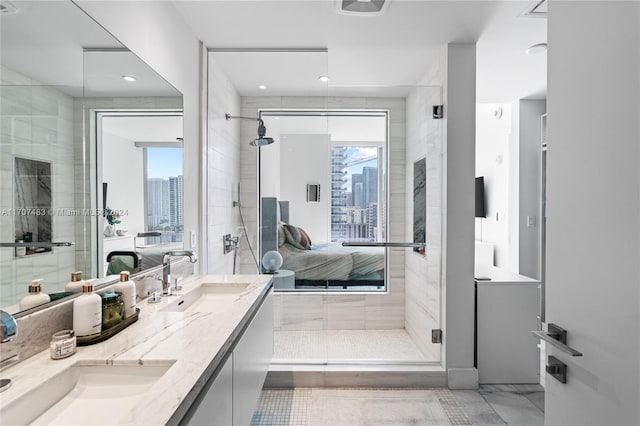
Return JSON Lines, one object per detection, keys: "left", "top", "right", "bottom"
{"left": 341, "top": 242, "right": 425, "bottom": 249}
{"left": 532, "top": 323, "right": 583, "bottom": 356}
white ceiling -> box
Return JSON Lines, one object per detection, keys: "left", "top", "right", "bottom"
{"left": 102, "top": 116, "right": 183, "bottom": 142}
{"left": 174, "top": 0, "right": 547, "bottom": 102}
{"left": 1, "top": 1, "right": 180, "bottom": 98}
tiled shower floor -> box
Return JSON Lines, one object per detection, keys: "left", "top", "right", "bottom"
{"left": 273, "top": 329, "right": 431, "bottom": 362}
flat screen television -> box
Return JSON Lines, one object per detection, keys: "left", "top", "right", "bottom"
{"left": 475, "top": 177, "right": 486, "bottom": 218}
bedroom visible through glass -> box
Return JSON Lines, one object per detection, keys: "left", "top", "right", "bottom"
{"left": 259, "top": 111, "right": 388, "bottom": 293}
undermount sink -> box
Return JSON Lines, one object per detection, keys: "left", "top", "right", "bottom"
{"left": 1, "top": 361, "right": 174, "bottom": 426}
{"left": 162, "top": 282, "right": 251, "bottom": 313}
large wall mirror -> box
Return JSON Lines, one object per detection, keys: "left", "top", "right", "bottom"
{"left": 0, "top": 1, "right": 183, "bottom": 314}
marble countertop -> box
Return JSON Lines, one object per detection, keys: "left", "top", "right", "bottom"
{"left": 0, "top": 274, "right": 273, "bottom": 425}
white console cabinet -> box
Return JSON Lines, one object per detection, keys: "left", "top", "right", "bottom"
{"left": 186, "top": 290, "right": 273, "bottom": 426}
{"left": 475, "top": 267, "right": 540, "bottom": 384}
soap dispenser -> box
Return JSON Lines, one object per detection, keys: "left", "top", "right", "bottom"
{"left": 114, "top": 271, "right": 136, "bottom": 318}
{"left": 73, "top": 281, "right": 102, "bottom": 337}
{"left": 65, "top": 271, "right": 85, "bottom": 293}
{"left": 19, "top": 279, "right": 51, "bottom": 310}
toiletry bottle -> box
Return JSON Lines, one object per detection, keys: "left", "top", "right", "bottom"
{"left": 15, "top": 239, "right": 26, "bottom": 257}
{"left": 65, "top": 271, "right": 85, "bottom": 293}
{"left": 73, "top": 282, "right": 102, "bottom": 337}
{"left": 114, "top": 271, "right": 136, "bottom": 318}
{"left": 19, "top": 279, "right": 51, "bottom": 310}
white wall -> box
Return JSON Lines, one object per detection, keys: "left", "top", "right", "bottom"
{"left": 76, "top": 1, "right": 202, "bottom": 268}
{"left": 545, "top": 2, "right": 639, "bottom": 425}
{"left": 443, "top": 43, "right": 477, "bottom": 388}
{"left": 101, "top": 132, "right": 144, "bottom": 235}
{"left": 475, "top": 103, "right": 512, "bottom": 269}
{"left": 280, "top": 134, "right": 330, "bottom": 243}
{"left": 518, "top": 99, "right": 546, "bottom": 279}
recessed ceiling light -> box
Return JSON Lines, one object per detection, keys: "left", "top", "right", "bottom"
{"left": 121, "top": 75, "right": 137, "bottom": 82}
{"left": 525, "top": 43, "right": 547, "bottom": 55}
{"left": 258, "top": 85, "right": 267, "bottom": 90}
{"left": 274, "top": 117, "right": 280, "bottom": 120}
{"left": 318, "top": 75, "right": 330, "bottom": 82}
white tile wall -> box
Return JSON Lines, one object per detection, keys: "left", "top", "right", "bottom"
{"left": 405, "top": 86, "right": 443, "bottom": 361}
{"left": 1, "top": 72, "right": 76, "bottom": 307}
{"left": 239, "top": 96, "right": 406, "bottom": 331}
{"left": 206, "top": 56, "right": 242, "bottom": 274}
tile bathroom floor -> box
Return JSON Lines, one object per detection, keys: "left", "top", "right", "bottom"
{"left": 251, "top": 385, "right": 544, "bottom": 426}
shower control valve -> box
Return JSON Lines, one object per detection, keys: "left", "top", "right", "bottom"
{"left": 223, "top": 234, "right": 239, "bottom": 254}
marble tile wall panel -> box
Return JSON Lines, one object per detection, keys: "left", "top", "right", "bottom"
{"left": 206, "top": 58, "right": 242, "bottom": 275}
{"left": 404, "top": 86, "right": 444, "bottom": 361}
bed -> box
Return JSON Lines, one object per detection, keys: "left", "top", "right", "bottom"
{"left": 261, "top": 197, "right": 385, "bottom": 289}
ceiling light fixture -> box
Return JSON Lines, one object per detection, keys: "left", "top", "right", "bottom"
{"left": 525, "top": 43, "right": 547, "bottom": 55}
{"left": 258, "top": 85, "right": 267, "bottom": 90}
{"left": 318, "top": 75, "right": 330, "bottom": 82}
{"left": 121, "top": 75, "right": 137, "bottom": 82}
{"left": 337, "top": 0, "right": 390, "bottom": 15}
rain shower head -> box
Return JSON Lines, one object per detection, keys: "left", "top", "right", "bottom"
{"left": 225, "top": 112, "right": 275, "bottom": 147}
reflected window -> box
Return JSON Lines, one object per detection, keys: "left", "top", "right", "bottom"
{"left": 144, "top": 147, "right": 183, "bottom": 243}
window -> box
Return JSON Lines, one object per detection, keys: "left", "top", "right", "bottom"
{"left": 145, "top": 147, "right": 183, "bottom": 243}
{"left": 330, "top": 146, "right": 385, "bottom": 242}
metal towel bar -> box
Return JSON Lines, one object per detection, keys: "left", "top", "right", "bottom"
{"left": 0, "top": 241, "right": 73, "bottom": 248}
{"left": 341, "top": 242, "right": 425, "bottom": 249}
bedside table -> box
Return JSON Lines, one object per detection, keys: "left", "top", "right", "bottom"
{"left": 273, "top": 269, "right": 294, "bottom": 290}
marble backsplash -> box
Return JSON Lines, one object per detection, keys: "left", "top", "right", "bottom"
{"left": 0, "top": 260, "right": 193, "bottom": 366}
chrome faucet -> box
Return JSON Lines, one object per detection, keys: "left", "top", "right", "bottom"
{"left": 162, "top": 250, "right": 198, "bottom": 295}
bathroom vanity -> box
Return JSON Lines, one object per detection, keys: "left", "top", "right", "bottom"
{"left": 0, "top": 275, "right": 273, "bottom": 425}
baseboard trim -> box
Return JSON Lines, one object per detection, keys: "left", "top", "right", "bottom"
{"left": 265, "top": 365, "right": 447, "bottom": 388}
{"left": 447, "top": 367, "right": 479, "bottom": 389}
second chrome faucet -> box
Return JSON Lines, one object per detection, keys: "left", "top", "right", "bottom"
{"left": 162, "top": 250, "right": 198, "bottom": 295}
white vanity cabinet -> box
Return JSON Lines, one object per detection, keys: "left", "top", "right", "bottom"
{"left": 186, "top": 356, "right": 233, "bottom": 426}
{"left": 185, "top": 289, "right": 273, "bottom": 426}
{"left": 233, "top": 291, "right": 274, "bottom": 426}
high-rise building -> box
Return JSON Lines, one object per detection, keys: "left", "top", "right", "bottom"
{"left": 330, "top": 147, "right": 348, "bottom": 241}
{"left": 168, "top": 175, "right": 183, "bottom": 227}
{"left": 147, "top": 178, "right": 168, "bottom": 227}
{"left": 363, "top": 166, "right": 378, "bottom": 208}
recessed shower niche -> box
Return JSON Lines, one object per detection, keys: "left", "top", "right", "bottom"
{"left": 14, "top": 157, "right": 52, "bottom": 256}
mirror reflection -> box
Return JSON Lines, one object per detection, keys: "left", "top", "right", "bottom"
{"left": 0, "top": 1, "right": 183, "bottom": 313}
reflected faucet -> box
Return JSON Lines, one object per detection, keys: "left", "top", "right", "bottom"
{"left": 162, "top": 250, "right": 197, "bottom": 295}
{"left": 1, "top": 310, "right": 18, "bottom": 391}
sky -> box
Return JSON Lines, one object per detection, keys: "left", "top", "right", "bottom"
{"left": 147, "top": 148, "right": 183, "bottom": 179}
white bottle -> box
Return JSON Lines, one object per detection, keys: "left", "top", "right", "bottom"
{"left": 65, "top": 271, "right": 85, "bottom": 293}
{"left": 114, "top": 271, "right": 136, "bottom": 318}
{"left": 19, "top": 279, "right": 51, "bottom": 310}
{"left": 73, "top": 282, "right": 102, "bottom": 337}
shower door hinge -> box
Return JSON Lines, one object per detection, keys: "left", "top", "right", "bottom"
{"left": 432, "top": 105, "right": 443, "bottom": 119}
{"left": 432, "top": 329, "right": 442, "bottom": 344}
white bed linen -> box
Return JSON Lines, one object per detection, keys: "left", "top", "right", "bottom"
{"left": 279, "top": 242, "right": 384, "bottom": 281}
